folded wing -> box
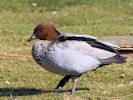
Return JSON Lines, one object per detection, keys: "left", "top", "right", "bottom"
{"left": 58, "top": 34, "right": 126, "bottom": 65}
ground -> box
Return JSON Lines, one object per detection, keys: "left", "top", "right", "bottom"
{"left": 0, "top": 0, "right": 133, "bottom": 100}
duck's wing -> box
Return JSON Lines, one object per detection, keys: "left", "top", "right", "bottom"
{"left": 59, "top": 34, "right": 118, "bottom": 53}
{"left": 100, "top": 41, "right": 120, "bottom": 48}
{"left": 57, "top": 34, "right": 126, "bottom": 64}
{"left": 61, "top": 33, "right": 120, "bottom": 48}
{"left": 61, "top": 33, "right": 97, "bottom": 39}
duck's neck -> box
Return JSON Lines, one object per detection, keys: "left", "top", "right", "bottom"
{"left": 46, "top": 28, "right": 61, "bottom": 40}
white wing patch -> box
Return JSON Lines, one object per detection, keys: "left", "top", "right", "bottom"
{"left": 55, "top": 40, "right": 116, "bottom": 59}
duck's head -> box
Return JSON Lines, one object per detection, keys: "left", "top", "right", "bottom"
{"left": 28, "top": 24, "right": 60, "bottom": 42}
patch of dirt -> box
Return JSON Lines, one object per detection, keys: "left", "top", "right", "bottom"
{"left": 0, "top": 53, "right": 31, "bottom": 61}
{"left": 101, "top": 36, "right": 133, "bottom": 47}
{"left": 101, "top": 36, "right": 133, "bottom": 59}
{"left": 116, "top": 48, "right": 133, "bottom": 59}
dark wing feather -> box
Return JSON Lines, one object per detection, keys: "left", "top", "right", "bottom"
{"left": 87, "top": 41, "right": 119, "bottom": 53}
{"left": 58, "top": 35, "right": 118, "bottom": 53}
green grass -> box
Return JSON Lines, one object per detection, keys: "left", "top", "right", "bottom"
{"left": 0, "top": 0, "right": 133, "bottom": 99}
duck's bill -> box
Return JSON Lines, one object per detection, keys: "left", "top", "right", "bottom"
{"left": 28, "top": 34, "right": 36, "bottom": 42}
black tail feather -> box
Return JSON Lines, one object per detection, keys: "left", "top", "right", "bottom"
{"left": 55, "top": 75, "right": 71, "bottom": 89}
{"left": 100, "top": 55, "right": 127, "bottom": 65}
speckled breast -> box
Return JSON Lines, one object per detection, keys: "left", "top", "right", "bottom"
{"left": 31, "top": 41, "right": 68, "bottom": 75}
{"left": 32, "top": 41, "right": 50, "bottom": 67}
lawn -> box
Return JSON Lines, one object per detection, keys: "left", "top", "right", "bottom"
{"left": 0, "top": 0, "right": 133, "bottom": 99}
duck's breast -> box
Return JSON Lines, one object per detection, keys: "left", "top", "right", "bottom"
{"left": 31, "top": 40, "right": 80, "bottom": 75}
{"left": 32, "top": 40, "right": 49, "bottom": 66}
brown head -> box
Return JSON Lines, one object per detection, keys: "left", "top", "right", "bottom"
{"left": 28, "top": 24, "right": 60, "bottom": 42}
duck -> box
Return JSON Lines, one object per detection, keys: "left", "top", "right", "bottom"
{"left": 28, "top": 24, "right": 126, "bottom": 95}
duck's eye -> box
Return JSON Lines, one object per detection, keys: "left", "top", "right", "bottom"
{"left": 40, "top": 29, "right": 44, "bottom": 32}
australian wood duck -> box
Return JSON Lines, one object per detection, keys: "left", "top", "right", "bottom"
{"left": 28, "top": 24, "right": 126, "bottom": 95}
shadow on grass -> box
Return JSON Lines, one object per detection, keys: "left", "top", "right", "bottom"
{"left": 0, "top": 87, "right": 89, "bottom": 96}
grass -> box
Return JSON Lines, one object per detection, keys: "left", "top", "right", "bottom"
{"left": 0, "top": 0, "right": 133, "bottom": 99}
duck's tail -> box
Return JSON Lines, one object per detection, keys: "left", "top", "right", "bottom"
{"left": 100, "top": 55, "right": 127, "bottom": 65}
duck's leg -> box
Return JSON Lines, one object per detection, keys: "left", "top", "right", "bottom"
{"left": 55, "top": 75, "right": 71, "bottom": 89}
{"left": 71, "top": 76, "right": 78, "bottom": 95}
